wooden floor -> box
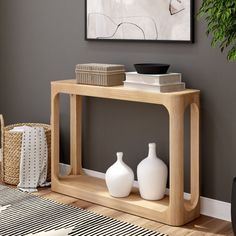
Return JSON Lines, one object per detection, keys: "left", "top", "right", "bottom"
{"left": 28, "top": 187, "right": 233, "bottom": 236}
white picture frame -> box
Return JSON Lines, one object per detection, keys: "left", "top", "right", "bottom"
{"left": 85, "top": 0, "right": 194, "bottom": 42}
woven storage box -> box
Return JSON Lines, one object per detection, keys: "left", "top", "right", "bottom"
{"left": 0, "top": 115, "right": 51, "bottom": 185}
{"left": 76, "top": 63, "right": 125, "bottom": 86}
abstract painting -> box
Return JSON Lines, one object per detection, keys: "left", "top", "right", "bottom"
{"left": 85, "top": 0, "right": 194, "bottom": 42}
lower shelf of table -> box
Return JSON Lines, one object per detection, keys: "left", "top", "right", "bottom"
{"left": 51, "top": 174, "right": 197, "bottom": 225}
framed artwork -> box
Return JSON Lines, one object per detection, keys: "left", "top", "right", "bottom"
{"left": 85, "top": 0, "right": 194, "bottom": 42}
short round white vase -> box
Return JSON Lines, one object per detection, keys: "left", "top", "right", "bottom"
{"left": 137, "top": 143, "right": 168, "bottom": 200}
{"left": 105, "top": 152, "right": 134, "bottom": 198}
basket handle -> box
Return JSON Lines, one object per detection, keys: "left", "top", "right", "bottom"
{"left": 0, "top": 114, "right": 4, "bottom": 181}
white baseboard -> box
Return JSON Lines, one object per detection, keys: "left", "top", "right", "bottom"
{"left": 200, "top": 196, "right": 231, "bottom": 222}
{"left": 83, "top": 168, "right": 231, "bottom": 222}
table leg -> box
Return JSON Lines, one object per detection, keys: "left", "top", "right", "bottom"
{"left": 51, "top": 92, "right": 60, "bottom": 181}
{"left": 168, "top": 99, "right": 185, "bottom": 225}
{"left": 190, "top": 101, "right": 200, "bottom": 208}
{"left": 70, "top": 94, "right": 83, "bottom": 175}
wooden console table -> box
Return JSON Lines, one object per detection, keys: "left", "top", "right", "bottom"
{"left": 51, "top": 79, "right": 200, "bottom": 226}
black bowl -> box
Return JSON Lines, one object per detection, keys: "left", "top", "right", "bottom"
{"left": 134, "top": 63, "right": 170, "bottom": 74}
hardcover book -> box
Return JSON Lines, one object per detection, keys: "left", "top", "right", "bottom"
{"left": 124, "top": 81, "right": 185, "bottom": 93}
{"left": 125, "top": 72, "right": 182, "bottom": 85}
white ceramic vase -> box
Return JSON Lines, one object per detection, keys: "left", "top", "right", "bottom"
{"left": 105, "top": 152, "right": 134, "bottom": 198}
{"left": 137, "top": 143, "right": 168, "bottom": 200}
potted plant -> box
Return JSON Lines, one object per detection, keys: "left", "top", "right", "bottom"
{"left": 198, "top": 0, "right": 236, "bottom": 61}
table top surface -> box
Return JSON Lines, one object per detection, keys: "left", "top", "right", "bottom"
{"left": 51, "top": 79, "right": 200, "bottom": 96}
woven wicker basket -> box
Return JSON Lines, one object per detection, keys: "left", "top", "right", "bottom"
{"left": 75, "top": 63, "right": 125, "bottom": 86}
{"left": 0, "top": 115, "right": 51, "bottom": 185}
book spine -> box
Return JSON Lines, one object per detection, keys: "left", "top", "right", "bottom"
{"left": 123, "top": 81, "right": 185, "bottom": 93}
{"left": 125, "top": 74, "right": 181, "bottom": 85}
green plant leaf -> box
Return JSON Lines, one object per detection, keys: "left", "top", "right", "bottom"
{"left": 198, "top": 0, "right": 236, "bottom": 61}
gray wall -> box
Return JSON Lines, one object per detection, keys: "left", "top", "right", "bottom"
{"left": 0, "top": 0, "right": 236, "bottom": 203}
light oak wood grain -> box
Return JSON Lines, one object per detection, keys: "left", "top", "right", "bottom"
{"left": 51, "top": 79, "right": 200, "bottom": 226}
{"left": 70, "top": 94, "right": 83, "bottom": 175}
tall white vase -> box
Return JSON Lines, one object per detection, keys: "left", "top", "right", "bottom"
{"left": 137, "top": 143, "right": 168, "bottom": 200}
{"left": 105, "top": 152, "right": 134, "bottom": 198}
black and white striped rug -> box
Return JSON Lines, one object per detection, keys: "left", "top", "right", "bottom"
{"left": 0, "top": 185, "right": 167, "bottom": 236}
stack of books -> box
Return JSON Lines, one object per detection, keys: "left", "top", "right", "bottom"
{"left": 124, "top": 72, "right": 185, "bottom": 93}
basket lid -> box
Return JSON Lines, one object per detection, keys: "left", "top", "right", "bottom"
{"left": 76, "top": 63, "right": 125, "bottom": 72}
